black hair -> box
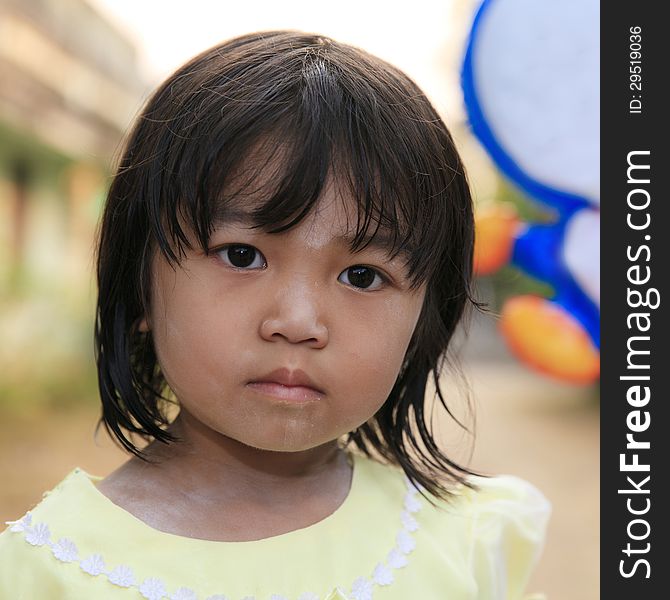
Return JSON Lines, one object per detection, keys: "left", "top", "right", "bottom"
{"left": 95, "top": 30, "right": 482, "bottom": 502}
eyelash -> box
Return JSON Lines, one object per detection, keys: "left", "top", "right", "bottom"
{"left": 212, "top": 244, "right": 390, "bottom": 291}
{"left": 215, "top": 244, "right": 267, "bottom": 270}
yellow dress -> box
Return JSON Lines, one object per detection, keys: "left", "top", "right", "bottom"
{"left": 0, "top": 452, "right": 550, "bottom": 599}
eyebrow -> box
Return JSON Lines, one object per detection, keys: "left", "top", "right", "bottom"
{"left": 212, "top": 207, "right": 409, "bottom": 258}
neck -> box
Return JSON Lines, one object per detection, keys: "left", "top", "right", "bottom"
{"left": 138, "top": 409, "right": 349, "bottom": 504}
{"left": 98, "top": 409, "right": 356, "bottom": 542}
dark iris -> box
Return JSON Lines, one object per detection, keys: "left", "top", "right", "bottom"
{"left": 227, "top": 245, "right": 256, "bottom": 268}
{"left": 348, "top": 266, "right": 376, "bottom": 288}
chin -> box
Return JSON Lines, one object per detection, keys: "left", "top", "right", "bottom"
{"left": 235, "top": 430, "right": 335, "bottom": 454}
{"left": 247, "top": 438, "right": 324, "bottom": 453}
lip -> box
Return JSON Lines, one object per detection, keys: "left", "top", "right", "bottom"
{"left": 247, "top": 368, "right": 325, "bottom": 403}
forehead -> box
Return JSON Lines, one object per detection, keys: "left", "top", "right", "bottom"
{"left": 210, "top": 144, "right": 407, "bottom": 256}
{"left": 215, "top": 182, "right": 403, "bottom": 257}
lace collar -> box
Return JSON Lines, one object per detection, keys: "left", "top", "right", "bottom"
{"left": 7, "top": 455, "right": 425, "bottom": 600}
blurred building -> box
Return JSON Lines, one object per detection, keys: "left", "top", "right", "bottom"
{"left": 0, "top": 0, "right": 147, "bottom": 290}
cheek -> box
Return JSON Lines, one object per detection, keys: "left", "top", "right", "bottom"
{"left": 347, "top": 295, "right": 421, "bottom": 363}
{"left": 150, "top": 276, "right": 252, "bottom": 396}
{"left": 334, "top": 294, "right": 424, "bottom": 414}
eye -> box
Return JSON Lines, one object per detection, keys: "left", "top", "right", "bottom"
{"left": 338, "top": 265, "right": 385, "bottom": 290}
{"left": 217, "top": 244, "right": 266, "bottom": 269}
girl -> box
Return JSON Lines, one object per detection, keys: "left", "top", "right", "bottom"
{"left": 0, "top": 31, "right": 549, "bottom": 599}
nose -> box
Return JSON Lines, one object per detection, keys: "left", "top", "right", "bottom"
{"left": 259, "top": 280, "right": 329, "bottom": 349}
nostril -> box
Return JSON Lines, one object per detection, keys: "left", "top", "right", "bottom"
{"left": 260, "top": 318, "right": 328, "bottom": 347}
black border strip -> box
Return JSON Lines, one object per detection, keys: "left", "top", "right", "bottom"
{"left": 601, "top": 2, "right": 669, "bottom": 595}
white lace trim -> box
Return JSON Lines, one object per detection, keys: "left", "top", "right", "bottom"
{"left": 6, "top": 474, "right": 424, "bottom": 600}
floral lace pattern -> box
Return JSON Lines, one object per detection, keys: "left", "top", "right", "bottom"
{"left": 6, "top": 474, "right": 424, "bottom": 600}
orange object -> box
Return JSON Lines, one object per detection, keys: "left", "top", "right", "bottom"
{"left": 473, "top": 203, "right": 519, "bottom": 275}
{"left": 500, "top": 295, "right": 600, "bottom": 384}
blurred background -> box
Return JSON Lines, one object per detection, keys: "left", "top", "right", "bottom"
{"left": 0, "top": 0, "right": 599, "bottom": 598}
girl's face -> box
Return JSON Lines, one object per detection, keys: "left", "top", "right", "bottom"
{"left": 144, "top": 182, "right": 426, "bottom": 452}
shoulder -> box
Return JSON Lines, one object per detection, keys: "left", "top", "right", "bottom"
{"left": 2, "top": 468, "right": 97, "bottom": 536}
{"left": 414, "top": 473, "right": 550, "bottom": 534}
{"left": 461, "top": 474, "right": 551, "bottom": 531}
{"left": 432, "top": 475, "right": 551, "bottom": 600}
{"left": 0, "top": 521, "right": 55, "bottom": 594}
{"left": 460, "top": 475, "right": 551, "bottom": 575}
{"left": 353, "top": 460, "right": 551, "bottom": 599}
{"left": 353, "top": 456, "right": 551, "bottom": 540}
{"left": 4, "top": 468, "right": 104, "bottom": 533}
{"left": 0, "top": 468, "right": 100, "bottom": 595}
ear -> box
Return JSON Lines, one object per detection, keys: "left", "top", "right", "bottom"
{"left": 138, "top": 316, "right": 150, "bottom": 333}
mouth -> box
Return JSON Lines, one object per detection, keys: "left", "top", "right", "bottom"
{"left": 247, "top": 368, "right": 325, "bottom": 403}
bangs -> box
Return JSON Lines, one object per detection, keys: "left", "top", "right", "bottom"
{"left": 140, "top": 32, "right": 469, "bottom": 291}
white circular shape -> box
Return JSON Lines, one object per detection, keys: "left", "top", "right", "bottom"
{"left": 473, "top": 0, "right": 600, "bottom": 204}
{"left": 563, "top": 209, "right": 600, "bottom": 307}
